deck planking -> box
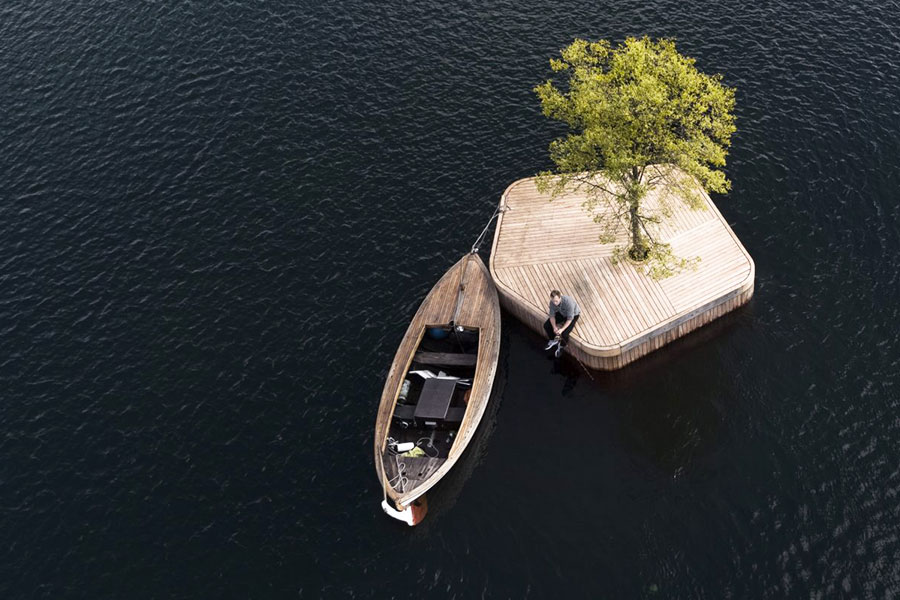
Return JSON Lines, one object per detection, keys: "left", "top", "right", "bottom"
{"left": 489, "top": 170, "right": 755, "bottom": 369}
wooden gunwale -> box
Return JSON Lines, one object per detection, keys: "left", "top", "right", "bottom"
{"left": 374, "top": 253, "right": 500, "bottom": 507}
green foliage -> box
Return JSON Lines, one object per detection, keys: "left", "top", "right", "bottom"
{"left": 535, "top": 37, "right": 737, "bottom": 278}
{"left": 612, "top": 243, "right": 700, "bottom": 279}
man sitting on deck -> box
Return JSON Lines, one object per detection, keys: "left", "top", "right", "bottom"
{"left": 544, "top": 290, "right": 581, "bottom": 358}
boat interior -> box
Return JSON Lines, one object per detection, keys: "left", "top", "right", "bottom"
{"left": 383, "top": 325, "right": 479, "bottom": 494}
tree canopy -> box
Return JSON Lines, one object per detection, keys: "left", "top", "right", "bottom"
{"left": 535, "top": 37, "right": 737, "bottom": 277}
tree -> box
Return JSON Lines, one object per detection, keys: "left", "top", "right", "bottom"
{"left": 534, "top": 37, "right": 737, "bottom": 277}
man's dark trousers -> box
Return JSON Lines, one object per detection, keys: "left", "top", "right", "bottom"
{"left": 544, "top": 313, "right": 580, "bottom": 345}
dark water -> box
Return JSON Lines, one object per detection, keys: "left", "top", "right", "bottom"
{"left": 2, "top": 0, "right": 899, "bottom": 597}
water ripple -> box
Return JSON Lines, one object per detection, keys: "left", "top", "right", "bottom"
{"left": 1, "top": 0, "right": 899, "bottom": 597}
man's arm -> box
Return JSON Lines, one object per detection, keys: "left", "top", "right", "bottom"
{"left": 552, "top": 314, "right": 572, "bottom": 335}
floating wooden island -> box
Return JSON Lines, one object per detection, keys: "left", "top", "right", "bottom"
{"left": 489, "top": 174, "right": 755, "bottom": 370}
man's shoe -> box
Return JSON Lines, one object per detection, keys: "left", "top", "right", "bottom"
{"left": 554, "top": 343, "right": 564, "bottom": 358}
{"left": 544, "top": 338, "right": 559, "bottom": 350}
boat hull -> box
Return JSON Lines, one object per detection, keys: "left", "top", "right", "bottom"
{"left": 374, "top": 253, "right": 501, "bottom": 516}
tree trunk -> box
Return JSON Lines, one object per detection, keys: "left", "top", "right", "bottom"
{"left": 628, "top": 203, "right": 648, "bottom": 261}
{"left": 626, "top": 171, "right": 648, "bottom": 261}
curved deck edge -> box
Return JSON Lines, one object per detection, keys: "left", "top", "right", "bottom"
{"left": 489, "top": 174, "right": 755, "bottom": 371}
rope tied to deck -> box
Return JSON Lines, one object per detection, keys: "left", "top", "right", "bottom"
{"left": 446, "top": 204, "right": 508, "bottom": 328}
{"left": 470, "top": 204, "right": 508, "bottom": 255}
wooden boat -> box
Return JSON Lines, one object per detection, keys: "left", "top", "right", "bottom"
{"left": 374, "top": 252, "right": 500, "bottom": 525}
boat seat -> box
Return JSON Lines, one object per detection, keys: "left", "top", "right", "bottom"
{"left": 413, "top": 351, "right": 477, "bottom": 367}
{"left": 393, "top": 404, "right": 465, "bottom": 426}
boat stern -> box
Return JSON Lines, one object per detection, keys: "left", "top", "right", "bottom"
{"left": 380, "top": 496, "right": 428, "bottom": 526}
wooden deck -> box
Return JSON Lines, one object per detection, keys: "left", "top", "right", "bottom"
{"left": 489, "top": 172, "right": 754, "bottom": 370}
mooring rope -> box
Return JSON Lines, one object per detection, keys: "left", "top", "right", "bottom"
{"left": 380, "top": 205, "right": 509, "bottom": 512}
{"left": 443, "top": 204, "right": 509, "bottom": 328}
{"left": 470, "top": 204, "right": 507, "bottom": 255}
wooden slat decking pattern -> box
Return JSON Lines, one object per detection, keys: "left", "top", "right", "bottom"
{"left": 373, "top": 253, "right": 501, "bottom": 507}
{"left": 489, "top": 174, "right": 754, "bottom": 370}
{"left": 383, "top": 456, "right": 444, "bottom": 492}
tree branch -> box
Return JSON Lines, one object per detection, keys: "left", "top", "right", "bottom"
{"left": 571, "top": 174, "right": 624, "bottom": 200}
{"left": 638, "top": 217, "right": 658, "bottom": 245}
